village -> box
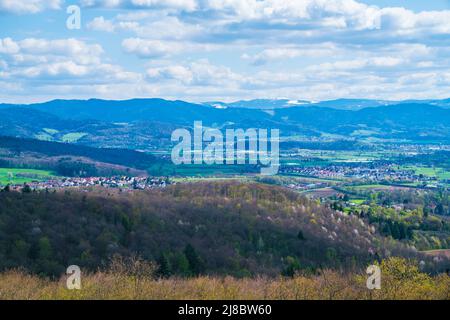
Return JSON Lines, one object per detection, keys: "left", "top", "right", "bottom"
{"left": 4, "top": 176, "right": 170, "bottom": 192}
{"left": 281, "top": 163, "right": 440, "bottom": 184}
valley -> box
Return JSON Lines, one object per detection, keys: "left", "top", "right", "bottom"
{"left": 0, "top": 98, "right": 449, "bottom": 299}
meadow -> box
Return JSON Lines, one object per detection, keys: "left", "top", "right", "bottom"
{"left": 401, "top": 165, "right": 450, "bottom": 180}
{"left": 0, "top": 168, "right": 55, "bottom": 185}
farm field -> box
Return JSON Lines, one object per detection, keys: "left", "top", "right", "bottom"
{"left": 401, "top": 165, "right": 450, "bottom": 180}
{"left": 148, "top": 163, "right": 258, "bottom": 177}
{"left": 352, "top": 184, "right": 392, "bottom": 190}
{"left": 0, "top": 168, "right": 56, "bottom": 185}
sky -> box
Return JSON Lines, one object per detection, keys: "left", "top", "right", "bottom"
{"left": 1, "top": 0, "right": 450, "bottom": 103}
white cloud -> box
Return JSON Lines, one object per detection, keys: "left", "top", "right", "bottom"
{"left": 146, "top": 60, "right": 248, "bottom": 90}
{"left": 81, "top": 0, "right": 198, "bottom": 11}
{"left": 15, "top": 38, "right": 104, "bottom": 65}
{"left": 2, "top": 1, "right": 450, "bottom": 102}
{"left": 0, "top": 38, "right": 20, "bottom": 54}
{"left": 122, "top": 38, "right": 184, "bottom": 58}
{"left": 87, "top": 16, "right": 116, "bottom": 32}
{"left": 20, "top": 61, "right": 89, "bottom": 78}
{"left": 147, "top": 65, "right": 193, "bottom": 83}
{"left": 308, "top": 57, "right": 405, "bottom": 72}
{"left": 0, "top": 0, "right": 61, "bottom": 13}
{"left": 242, "top": 44, "right": 338, "bottom": 65}
{"left": 122, "top": 37, "right": 216, "bottom": 58}
{"left": 0, "top": 37, "right": 141, "bottom": 87}
{"left": 131, "top": 0, "right": 197, "bottom": 11}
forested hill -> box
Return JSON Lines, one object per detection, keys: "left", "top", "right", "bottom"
{"left": 0, "top": 182, "right": 421, "bottom": 278}
{"left": 0, "top": 136, "right": 159, "bottom": 170}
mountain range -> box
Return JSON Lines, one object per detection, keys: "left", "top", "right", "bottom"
{"left": 0, "top": 98, "right": 449, "bottom": 150}
{"left": 205, "top": 98, "right": 450, "bottom": 111}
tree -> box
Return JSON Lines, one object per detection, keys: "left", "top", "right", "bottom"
{"left": 435, "top": 204, "right": 444, "bottom": 216}
{"left": 38, "top": 236, "right": 52, "bottom": 260}
{"left": 184, "top": 244, "right": 204, "bottom": 276}
{"left": 172, "top": 252, "right": 190, "bottom": 276}
{"left": 156, "top": 253, "right": 172, "bottom": 278}
{"left": 281, "top": 256, "right": 301, "bottom": 277}
{"left": 391, "top": 223, "right": 401, "bottom": 240}
{"left": 297, "top": 230, "right": 306, "bottom": 241}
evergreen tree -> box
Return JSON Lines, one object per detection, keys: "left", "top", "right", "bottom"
{"left": 435, "top": 204, "right": 444, "bottom": 216}
{"left": 156, "top": 253, "right": 172, "bottom": 278}
{"left": 184, "top": 244, "right": 204, "bottom": 276}
{"left": 297, "top": 230, "right": 306, "bottom": 241}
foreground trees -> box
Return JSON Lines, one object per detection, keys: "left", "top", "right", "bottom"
{"left": 0, "top": 258, "right": 448, "bottom": 300}
{"left": 0, "top": 181, "right": 447, "bottom": 278}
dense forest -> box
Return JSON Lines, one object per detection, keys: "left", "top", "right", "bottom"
{"left": 0, "top": 181, "right": 440, "bottom": 278}
{"left": 0, "top": 136, "right": 159, "bottom": 170}
{"left": 326, "top": 188, "right": 450, "bottom": 251}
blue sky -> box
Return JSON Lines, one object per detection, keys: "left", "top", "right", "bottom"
{"left": 1, "top": 0, "right": 450, "bottom": 103}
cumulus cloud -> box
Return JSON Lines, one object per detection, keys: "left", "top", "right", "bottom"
{"left": 80, "top": 0, "right": 198, "bottom": 11}
{"left": 79, "top": 0, "right": 450, "bottom": 39}
{"left": 307, "top": 57, "right": 405, "bottom": 72}
{"left": 87, "top": 16, "right": 116, "bottom": 32}
{"left": 0, "top": 0, "right": 61, "bottom": 13}
{"left": 122, "top": 37, "right": 216, "bottom": 58}
{"left": 2, "top": 0, "right": 450, "bottom": 102}
{"left": 146, "top": 60, "right": 245, "bottom": 86}
{"left": 242, "top": 44, "right": 339, "bottom": 65}
{"left": 0, "top": 38, "right": 20, "bottom": 54}
{"left": 122, "top": 38, "right": 184, "bottom": 58}
{"left": 0, "top": 37, "right": 140, "bottom": 85}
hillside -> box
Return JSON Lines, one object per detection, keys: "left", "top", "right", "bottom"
{"left": 0, "top": 182, "right": 424, "bottom": 278}
{"left": 0, "top": 136, "right": 160, "bottom": 176}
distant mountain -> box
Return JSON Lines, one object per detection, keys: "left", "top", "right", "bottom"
{"left": 0, "top": 98, "right": 268, "bottom": 125}
{"left": 204, "top": 98, "right": 395, "bottom": 110}
{"left": 274, "top": 103, "right": 450, "bottom": 129}
{"left": 310, "top": 99, "right": 395, "bottom": 110}
{"left": 204, "top": 99, "right": 311, "bottom": 110}
{"left": 2, "top": 99, "right": 208, "bottom": 122}
{"left": 1, "top": 99, "right": 450, "bottom": 148}
{"left": 205, "top": 98, "right": 450, "bottom": 111}
{"left": 399, "top": 99, "right": 450, "bottom": 109}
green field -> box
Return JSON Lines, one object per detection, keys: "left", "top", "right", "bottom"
{"left": 349, "top": 199, "right": 366, "bottom": 204}
{"left": 352, "top": 184, "right": 392, "bottom": 190}
{"left": 0, "top": 168, "right": 56, "bottom": 185}
{"left": 401, "top": 165, "right": 450, "bottom": 180}
{"left": 148, "top": 163, "right": 258, "bottom": 177}
{"left": 61, "top": 132, "right": 88, "bottom": 143}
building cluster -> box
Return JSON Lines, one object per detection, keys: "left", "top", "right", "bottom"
{"left": 286, "top": 182, "right": 329, "bottom": 191}
{"left": 281, "top": 164, "right": 438, "bottom": 183}
{"left": 7, "top": 176, "right": 169, "bottom": 192}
